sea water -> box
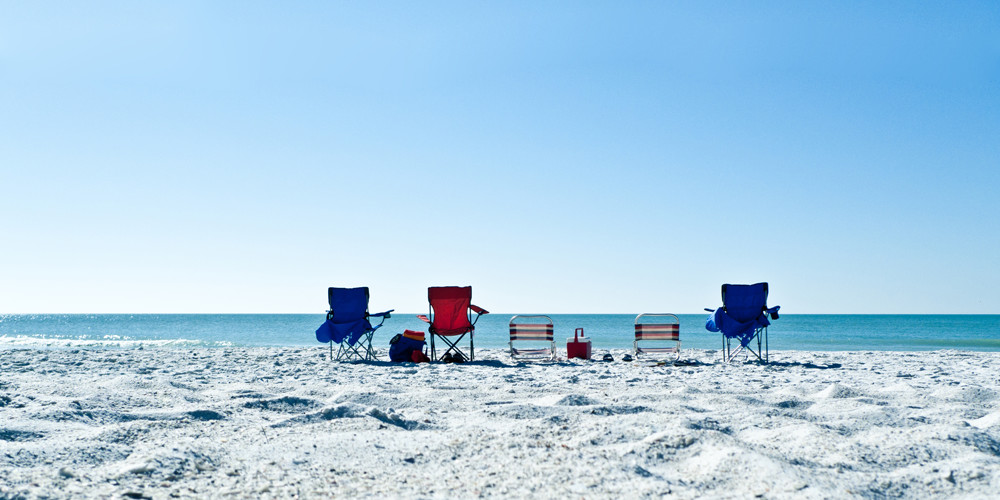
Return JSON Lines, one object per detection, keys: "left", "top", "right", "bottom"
{"left": 1, "top": 314, "right": 998, "bottom": 351}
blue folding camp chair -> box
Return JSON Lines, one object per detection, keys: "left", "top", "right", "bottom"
{"left": 315, "top": 287, "right": 393, "bottom": 362}
{"left": 705, "top": 283, "right": 780, "bottom": 363}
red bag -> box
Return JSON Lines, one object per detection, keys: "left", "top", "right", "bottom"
{"left": 410, "top": 350, "right": 430, "bottom": 363}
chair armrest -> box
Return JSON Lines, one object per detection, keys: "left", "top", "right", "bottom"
{"left": 370, "top": 309, "right": 394, "bottom": 318}
{"left": 765, "top": 305, "right": 780, "bottom": 320}
{"left": 416, "top": 314, "right": 430, "bottom": 323}
{"left": 469, "top": 305, "right": 488, "bottom": 326}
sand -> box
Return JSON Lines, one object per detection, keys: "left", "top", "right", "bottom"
{"left": 2, "top": 347, "right": 999, "bottom": 499}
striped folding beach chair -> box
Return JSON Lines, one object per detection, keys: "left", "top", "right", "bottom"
{"left": 509, "top": 315, "right": 556, "bottom": 360}
{"left": 634, "top": 313, "right": 681, "bottom": 360}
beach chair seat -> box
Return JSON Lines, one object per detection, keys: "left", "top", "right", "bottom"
{"left": 315, "top": 287, "right": 393, "bottom": 362}
{"left": 509, "top": 315, "right": 556, "bottom": 360}
{"left": 417, "top": 286, "right": 488, "bottom": 362}
{"left": 705, "top": 282, "right": 779, "bottom": 363}
{"left": 634, "top": 313, "right": 681, "bottom": 360}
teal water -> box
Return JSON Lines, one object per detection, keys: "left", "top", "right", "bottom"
{"left": 1, "top": 314, "right": 998, "bottom": 351}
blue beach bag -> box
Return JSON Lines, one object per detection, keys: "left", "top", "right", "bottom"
{"left": 389, "top": 330, "right": 427, "bottom": 362}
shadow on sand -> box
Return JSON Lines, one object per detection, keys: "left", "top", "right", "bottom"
{"left": 765, "top": 361, "right": 843, "bottom": 370}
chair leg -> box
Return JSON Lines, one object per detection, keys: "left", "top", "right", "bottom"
{"left": 335, "top": 342, "right": 351, "bottom": 361}
{"left": 739, "top": 329, "right": 767, "bottom": 364}
{"left": 722, "top": 331, "right": 770, "bottom": 364}
{"left": 335, "top": 336, "right": 372, "bottom": 362}
{"left": 724, "top": 336, "right": 736, "bottom": 363}
{"left": 764, "top": 327, "right": 769, "bottom": 363}
{"left": 442, "top": 335, "right": 463, "bottom": 360}
{"left": 360, "top": 332, "right": 378, "bottom": 361}
{"left": 433, "top": 333, "right": 470, "bottom": 361}
{"left": 758, "top": 332, "right": 763, "bottom": 363}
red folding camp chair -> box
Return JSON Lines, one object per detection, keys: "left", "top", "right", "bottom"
{"left": 416, "top": 286, "right": 488, "bottom": 362}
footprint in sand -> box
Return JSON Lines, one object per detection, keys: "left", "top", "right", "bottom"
{"left": 0, "top": 429, "right": 45, "bottom": 442}
{"left": 243, "top": 396, "right": 319, "bottom": 412}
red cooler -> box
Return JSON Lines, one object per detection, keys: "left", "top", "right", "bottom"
{"left": 567, "top": 328, "right": 592, "bottom": 360}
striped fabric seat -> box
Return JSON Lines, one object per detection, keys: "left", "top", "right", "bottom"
{"left": 509, "top": 316, "right": 556, "bottom": 360}
{"left": 510, "top": 323, "right": 554, "bottom": 341}
{"left": 634, "top": 314, "right": 681, "bottom": 359}
{"left": 635, "top": 323, "right": 679, "bottom": 341}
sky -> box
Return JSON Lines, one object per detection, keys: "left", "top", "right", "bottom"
{"left": 1, "top": 1, "right": 998, "bottom": 314}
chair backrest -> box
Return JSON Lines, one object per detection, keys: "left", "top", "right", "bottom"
{"left": 635, "top": 323, "right": 679, "bottom": 341}
{"left": 509, "top": 316, "right": 554, "bottom": 342}
{"left": 635, "top": 314, "right": 680, "bottom": 341}
{"left": 328, "top": 287, "right": 369, "bottom": 324}
{"left": 721, "top": 283, "right": 768, "bottom": 323}
{"left": 428, "top": 286, "right": 473, "bottom": 333}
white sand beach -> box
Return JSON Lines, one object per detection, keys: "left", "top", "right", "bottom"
{"left": 2, "top": 347, "right": 999, "bottom": 499}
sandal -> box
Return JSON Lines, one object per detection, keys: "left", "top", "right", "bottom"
{"left": 602, "top": 353, "right": 614, "bottom": 362}
{"left": 622, "top": 354, "right": 633, "bottom": 362}
{"left": 441, "top": 352, "right": 465, "bottom": 363}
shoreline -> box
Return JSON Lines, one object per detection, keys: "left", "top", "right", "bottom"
{"left": 4, "top": 314, "right": 1000, "bottom": 354}
{"left": 2, "top": 348, "right": 999, "bottom": 498}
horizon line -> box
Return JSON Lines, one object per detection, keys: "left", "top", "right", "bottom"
{"left": 2, "top": 312, "right": 999, "bottom": 316}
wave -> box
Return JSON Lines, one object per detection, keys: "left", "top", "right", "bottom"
{"left": 0, "top": 335, "right": 234, "bottom": 348}
{"left": 900, "top": 338, "right": 1000, "bottom": 348}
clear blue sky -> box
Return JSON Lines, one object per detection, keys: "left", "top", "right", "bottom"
{"left": 2, "top": 1, "right": 998, "bottom": 314}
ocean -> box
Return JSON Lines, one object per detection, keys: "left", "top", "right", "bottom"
{"left": 1, "top": 314, "right": 998, "bottom": 352}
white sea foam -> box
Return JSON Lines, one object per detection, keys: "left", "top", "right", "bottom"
{"left": 0, "top": 334, "right": 232, "bottom": 348}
